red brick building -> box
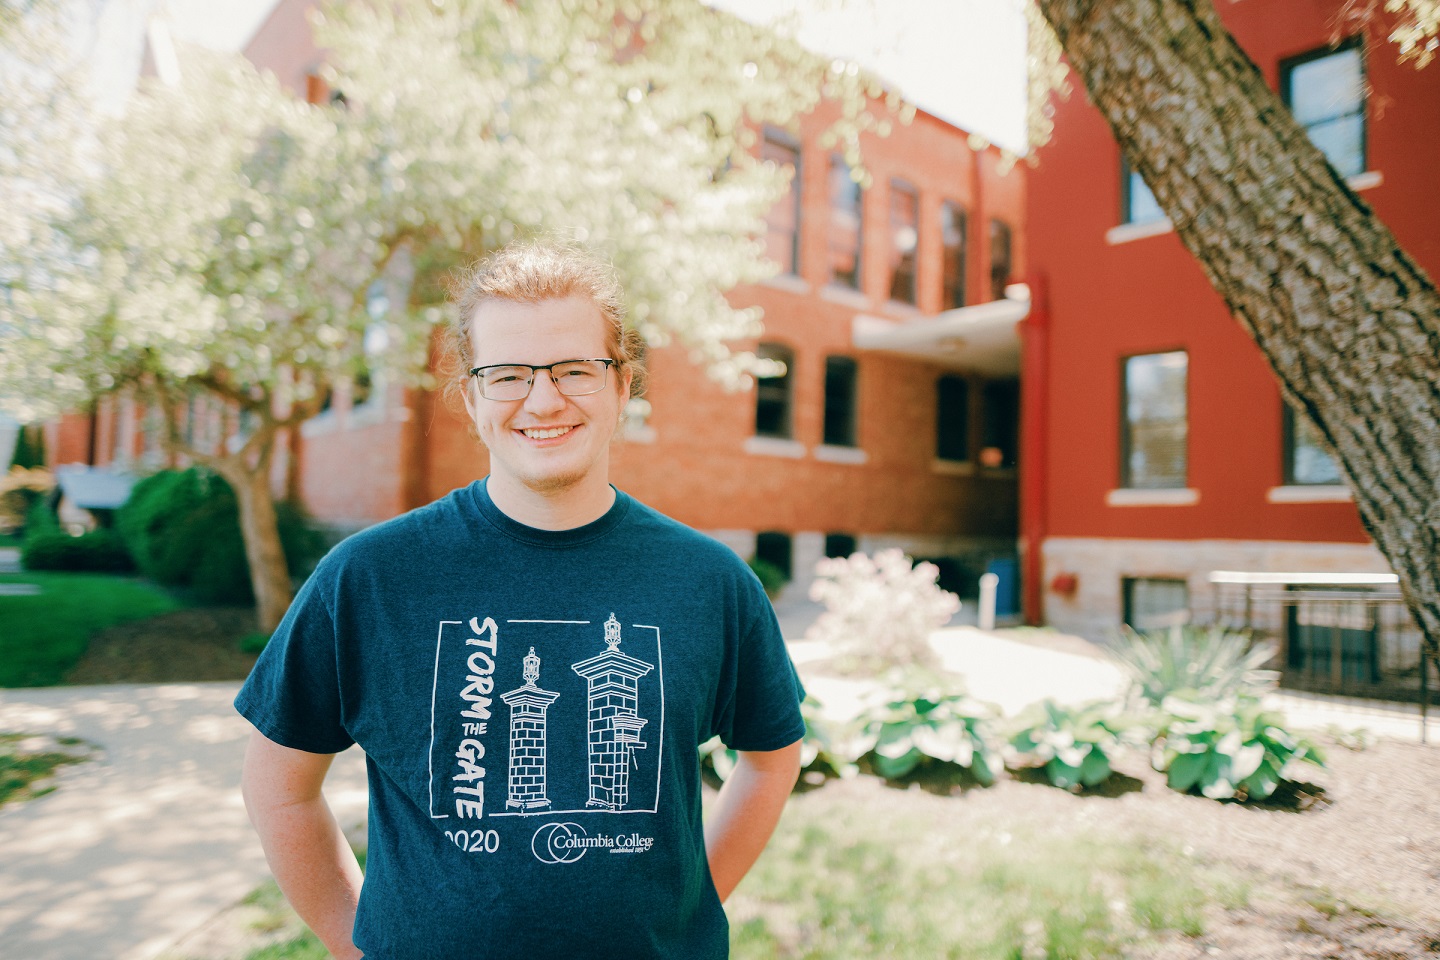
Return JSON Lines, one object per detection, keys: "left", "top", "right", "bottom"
{"left": 51, "top": 0, "right": 1029, "bottom": 602}
{"left": 1024, "top": 1, "right": 1440, "bottom": 637}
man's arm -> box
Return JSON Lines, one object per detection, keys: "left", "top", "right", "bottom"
{"left": 704, "top": 738, "right": 802, "bottom": 903}
{"left": 241, "top": 728, "right": 365, "bottom": 960}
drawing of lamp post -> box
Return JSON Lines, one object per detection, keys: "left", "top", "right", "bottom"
{"left": 571, "top": 613, "right": 654, "bottom": 810}
{"left": 500, "top": 647, "right": 560, "bottom": 811}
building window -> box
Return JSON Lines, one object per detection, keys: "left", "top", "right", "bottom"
{"left": 755, "top": 531, "right": 793, "bottom": 580}
{"left": 888, "top": 179, "right": 918, "bottom": 304}
{"left": 940, "top": 201, "right": 967, "bottom": 309}
{"left": 980, "top": 380, "right": 1019, "bottom": 469}
{"left": 935, "top": 374, "right": 969, "bottom": 462}
{"left": 828, "top": 155, "right": 862, "bottom": 289}
{"left": 988, "top": 219, "right": 1012, "bottom": 301}
{"left": 754, "top": 342, "right": 794, "bottom": 439}
{"left": 1121, "top": 157, "right": 1165, "bottom": 225}
{"left": 1281, "top": 39, "right": 1365, "bottom": 179}
{"left": 1121, "top": 351, "right": 1188, "bottom": 489}
{"left": 822, "top": 356, "right": 858, "bottom": 447}
{"left": 760, "top": 128, "right": 801, "bottom": 275}
{"left": 1122, "top": 577, "right": 1190, "bottom": 632}
{"left": 824, "top": 533, "right": 857, "bottom": 559}
{"left": 1283, "top": 403, "right": 1344, "bottom": 486}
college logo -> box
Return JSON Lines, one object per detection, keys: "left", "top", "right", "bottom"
{"left": 532, "top": 822, "right": 588, "bottom": 864}
{"left": 530, "top": 822, "right": 656, "bottom": 863}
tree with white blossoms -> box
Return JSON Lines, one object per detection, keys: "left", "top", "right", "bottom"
{"left": 1, "top": 0, "right": 892, "bottom": 630}
{"left": 805, "top": 549, "right": 961, "bottom": 675}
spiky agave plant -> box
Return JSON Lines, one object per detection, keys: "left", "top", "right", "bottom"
{"left": 1107, "top": 624, "right": 1279, "bottom": 708}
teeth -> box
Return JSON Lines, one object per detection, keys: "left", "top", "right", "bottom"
{"left": 522, "top": 426, "right": 573, "bottom": 439}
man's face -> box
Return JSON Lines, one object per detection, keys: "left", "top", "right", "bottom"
{"left": 463, "top": 296, "right": 630, "bottom": 497}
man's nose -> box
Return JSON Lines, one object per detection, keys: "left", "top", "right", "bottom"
{"left": 524, "top": 370, "right": 568, "bottom": 412}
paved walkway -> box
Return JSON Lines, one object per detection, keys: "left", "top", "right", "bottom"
{"left": 0, "top": 683, "right": 368, "bottom": 960}
{"left": 0, "top": 623, "right": 1434, "bottom": 960}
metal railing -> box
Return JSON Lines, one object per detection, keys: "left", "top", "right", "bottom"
{"left": 1206, "top": 571, "right": 1434, "bottom": 740}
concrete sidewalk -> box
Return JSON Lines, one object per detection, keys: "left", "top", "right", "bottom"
{"left": 0, "top": 683, "right": 368, "bottom": 960}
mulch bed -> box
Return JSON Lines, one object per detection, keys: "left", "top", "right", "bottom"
{"left": 63, "top": 607, "right": 261, "bottom": 685}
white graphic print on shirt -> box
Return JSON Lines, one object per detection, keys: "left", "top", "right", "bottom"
{"left": 426, "top": 613, "right": 665, "bottom": 825}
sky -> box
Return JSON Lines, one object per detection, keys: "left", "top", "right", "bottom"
{"left": 98, "top": 0, "right": 1029, "bottom": 152}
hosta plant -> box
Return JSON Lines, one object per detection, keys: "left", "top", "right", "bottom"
{"left": 851, "top": 681, "right": 999, "bottom": 784}
{"left": 1108, "top": 624, "right": 1279, "bottom": 707}
{"left": 1151, "top": 693, "right": 1325, "bottom": 801}
{"left": 1007, "top": 699, "right": 1131, "bottom": 791}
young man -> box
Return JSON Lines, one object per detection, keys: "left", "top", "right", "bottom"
{"left": 237, "top": 240, "right": 804, "bottom": 960}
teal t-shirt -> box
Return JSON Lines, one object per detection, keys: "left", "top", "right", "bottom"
{"left": 235, "top": 480, "right": 805, "bottom": 959}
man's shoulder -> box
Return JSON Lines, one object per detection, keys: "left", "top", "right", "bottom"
{"left": 618, "top": 493, "right": 751, "bottom": 571}
{"left": 319, "top": 485, "right": 478, "bottom": 569}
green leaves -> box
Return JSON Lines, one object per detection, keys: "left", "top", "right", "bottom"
{"left": 1150, "top": 693, "right": 1325, "bottom": 801}
{"left": 1007, "top": 699, "right": 1129, "bottom": 791}
{"left": 1108, "top": 624, "right": 1280, "bottom": 708}
{"left": 851, "top": 685, "right": 999, "bottom": 785}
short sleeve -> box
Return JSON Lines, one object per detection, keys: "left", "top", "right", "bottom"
{"left": 713, "top": 576, "right": 807, "bottom": 753}
{"left": 234, "top": 566, "right": 355, "bottom": 755}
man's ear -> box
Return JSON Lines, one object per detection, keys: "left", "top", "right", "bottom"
{"left": 619, "top": 365, "right": 633, "bottom": 406}
{"left": 461, "top": 377, "right": 478, "bottom": 422}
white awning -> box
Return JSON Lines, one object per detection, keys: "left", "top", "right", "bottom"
{"left": 55, "top": 465, "right": 137, "bottom": 510}
{"left": 851, "top": 285, "right": 1029, "bottom": 376}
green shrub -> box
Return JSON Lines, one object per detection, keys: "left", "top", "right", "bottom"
{"left": 746, "top": 556, "right": 787, "bottom": 598}
{"left": 116, "top": 468, "right": 323, "bottom": 603}
{"left": 1108, "top": 624, "right": 1278, "bottom": 707}
{"left": 851, "top": 678, "right": 999, "bottom": 784}
{"left": 20, "top": 529, "right": 135, "bottom": 573}
{"left": 239, "top": 631, "right": 271, "bottom": 655}
{"left": 1151, "top": 693, "right": 1325, "bottom": 801}
{"left": 1007, "top": 699, "right": 1130, "bottom": 791}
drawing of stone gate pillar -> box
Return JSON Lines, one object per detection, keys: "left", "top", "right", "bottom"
{"left": 500, "top": 647, "right": 561, "bottom": 811}
{"left": 571, "top": 613, "right": 654, "bottom": 810}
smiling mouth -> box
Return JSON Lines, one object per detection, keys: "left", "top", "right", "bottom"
{"left": 520, "top": 425, "right": 575, "bottom": 440}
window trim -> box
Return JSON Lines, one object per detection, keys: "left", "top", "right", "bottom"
{"left": 1119, "top": 349, "right": 1189, "bottom": 490}
{"left": 887, "top": 177, "right": 919, "bottom": 306}
{"left": 822, "top": 355, "right": 860, "bottom": 448}
{"left": 753, "top": 341, "right": 795, "bottom": 440}
{"left": 1121, "top": 576, "right": 1191, "bottom": 631}
{"left": 1279, "top": 36, "right": 1367, "bottom": 179}
{"left": 828, "top": 154, "right": 863, "bottom": 291}
{"left": 939, "top": 199, "right": 967, "bottom": 310}
{"left": 761, "top": 126, "right": 803, "bottom": 277}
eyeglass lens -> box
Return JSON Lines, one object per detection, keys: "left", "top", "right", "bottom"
{"left": 478, "top": 360, "right": 610, "bottom": 400}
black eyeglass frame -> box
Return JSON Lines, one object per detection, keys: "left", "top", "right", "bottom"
{"left": 466, "top": 357, "right": 616, "bottom": 401}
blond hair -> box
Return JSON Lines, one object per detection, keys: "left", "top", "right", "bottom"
{"left": 444, "top": 239, "right": 647, "bottom": 410}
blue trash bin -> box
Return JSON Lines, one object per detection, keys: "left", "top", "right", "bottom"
{"left": 984, "top": 557, "right": 1020, "bottom": 617}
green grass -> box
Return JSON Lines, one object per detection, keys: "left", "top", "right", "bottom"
{"left": 0, "top": 733, "right": 92, "bottom": 807}
{"left": 0, "top": 571, "right": 185, "bottom": 686}
{"left": 727, "top": 781, "right": 1249, "bottom": 959}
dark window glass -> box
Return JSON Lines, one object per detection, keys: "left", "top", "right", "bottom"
{"left": 888, "top": 179, "right": 918, "bottom": 304}
{"left": 1281, "top": 41, "right": 1365, "bottom": 178}
{"left": 988, "top": 219, "right": 1012, "bottom": 301}
{"left": 755, "top": 531, "right": 793, "bottom": 579}
{"left": 940, "top": 200, "right": 967, "bottom": 309}
{"left": 980, "top": 380, "right": 1019, "bottom": 469}
{"left": 1121, "top": 157, "right": 1165, "bottom": 225}
{"left": 754, "top": 342, "right": 793, "bottom": 439}
{"left": 761, "top": 129, "right": 801, "bottom": 275}
{"left": 823, "top": 356, "right": 858, "bottom": 447}
{"left": 824, "top": 533, "right": 857, "bottom": 559}
{"left": 828, "top": 155, "right": 862, "bottom": 289}
{"left": 935, "top": 374, "right": 969, "bottom": 462}
{"left": 1122, "top": 351, "right": 1188, "bottom": 489}
{"left": 1283, "top": 403, "right": 1344, "bottom": 485}
{"left": 1122, "top": 577, "right": 1190, "bottom": 631}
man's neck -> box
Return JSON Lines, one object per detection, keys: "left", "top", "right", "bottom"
{"left": 486, "top": 472, "right": 617, "bottom": 531}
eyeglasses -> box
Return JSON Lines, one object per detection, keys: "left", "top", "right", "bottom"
{"left": 467, "top": 358, "right": 615, "bottom": 401}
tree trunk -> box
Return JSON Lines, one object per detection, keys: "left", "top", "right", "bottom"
{"left": 213, "top": 445, "right": 294, "bottom": 634}
{"left": 1035, "top": 0, "right": 1440, "bottom": 673}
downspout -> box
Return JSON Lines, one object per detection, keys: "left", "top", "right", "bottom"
{"left": 1019, "top": 272, "right": 1050, "bottom": 626}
